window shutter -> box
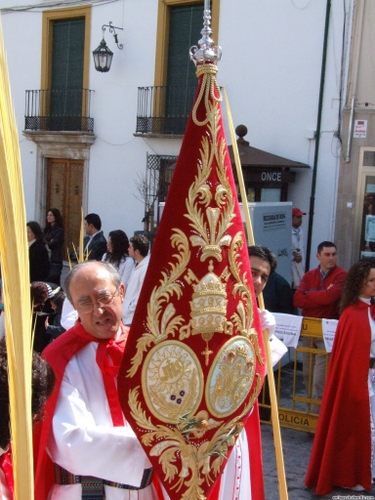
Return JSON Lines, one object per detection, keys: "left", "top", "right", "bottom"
{"left": 50, "top": 18, "right": 85, "bottom": 129}
{"left": 165, "top": 4, "right": 203, "bottom": 130}
{"left": 51, "top": 18, "right": 85, "bottom": 90}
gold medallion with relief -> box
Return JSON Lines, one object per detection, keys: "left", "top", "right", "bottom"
{"left": 142, "top": 340, "right": 203, "bottom": 423}
{"left": 206, "top": 336, "right": 256, "bottom": 418}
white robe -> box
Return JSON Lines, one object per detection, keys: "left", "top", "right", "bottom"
{"left": 47, "top": 341, "right": 157, "bottom": 500}
{"left": 122, "top": 255, "right": 150, "bottom": 325}
{"left": 218, "top": 428, "right": 252, "bottom": 500}
{"left": 101, "top": 254, "right": 135, "bottom": 288}
{"left": 291, "top": 227, "right": 305, "bottom": 289}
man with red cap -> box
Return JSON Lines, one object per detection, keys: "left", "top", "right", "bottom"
{"left": 291, "top": 207, "right": 306, "bottom": 294}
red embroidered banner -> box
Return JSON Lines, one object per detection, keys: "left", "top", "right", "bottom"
{"left": 118, "top": 62, "right": 266, "bottom": 500}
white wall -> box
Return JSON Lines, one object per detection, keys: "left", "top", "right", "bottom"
{"left": 0, "top": 0, "right": 352, "bottom": 268}
{"left": 1, "top": 9, "right": 42, "bottom": 219}
{"left": 217, "top": 0, "right": 349, "bottom": 267}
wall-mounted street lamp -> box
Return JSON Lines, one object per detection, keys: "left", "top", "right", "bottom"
{"left": 92, "top": 22, "right": 123, "bottom": 73}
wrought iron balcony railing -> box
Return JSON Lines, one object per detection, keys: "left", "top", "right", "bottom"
{"left": 24, "top": 88, "right": 94, "bottom": 132}
{"left": 136, "top": 85, "right": 197, "bottom": 136}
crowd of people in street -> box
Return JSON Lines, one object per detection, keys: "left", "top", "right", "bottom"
{"left": 1, "top": 205, "right": 375, "bottom": 498}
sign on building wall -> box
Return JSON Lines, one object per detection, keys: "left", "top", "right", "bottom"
{"left": 354, "top": 119, "right": 367, "bottom": 138}
{"left": 240, "top": 202, "right": 292, "bottom": 284}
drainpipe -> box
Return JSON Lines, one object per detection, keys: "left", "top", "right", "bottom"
{"left": 305, "top": 0, "right": 331, "bottom": 270}
{"left": 345, "top": 0, "right": 365, "bottom": 162}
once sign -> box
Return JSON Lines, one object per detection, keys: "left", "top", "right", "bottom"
{"left": 261, "top": 171, "right": 282, "bottom": 182}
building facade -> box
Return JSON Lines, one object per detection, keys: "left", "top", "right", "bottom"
{"left": 335, "top": 0, "right": 375, "bottom": 270}
{"left": 0, "top": 0, "right": 357, "bottom": 270}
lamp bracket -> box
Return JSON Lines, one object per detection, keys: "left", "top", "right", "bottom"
{"left": 102, "top": 21, "right": 123, "bottom": 49}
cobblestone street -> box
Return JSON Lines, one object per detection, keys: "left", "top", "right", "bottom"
{"left": 262, "top": 424, "right": 375, "bottom": 500}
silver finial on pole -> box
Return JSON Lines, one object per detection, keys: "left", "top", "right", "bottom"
{"left": 189, "top": 0, "right": 222, "bottom": 66}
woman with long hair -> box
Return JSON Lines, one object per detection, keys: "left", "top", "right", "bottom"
{"left": 43, "top": 208, "right": 64, "bottom": 285}
{"left": 27, "top": 221, "right": 50, "bottom": 283}
{"left": 101, "top": 230, "right": 134, "bottom": 287}
{"left": 306, "top": 258, "right": 375, "bottom": 494}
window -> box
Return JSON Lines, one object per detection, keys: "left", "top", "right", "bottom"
{"left": 164, "top": 4, "right": 202, "bottom": 130}
{"left": 153, "top": 0, "right": 220, "bottom": 134}
{"left": 145, "top": 154, "right": 178, "bottom": 226}
{"left": 50, "top": 18, "right": 85, "bottom": 129}
{"left": 40, "top": 6, "right": 91, "bottom": 131}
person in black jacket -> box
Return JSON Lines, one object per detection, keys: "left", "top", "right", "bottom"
{"left": 263, "top": 271, "right": 297, "bottom": 314}
{"left": 27, "top": 221, "right": 50, "bottom": 283}
{"left": 83, "top": 213, "right": 107, "bottom": 260}
{"left": 31, "top": 281, "right": 60, "bottom": 353}
{"left": 45, "top": 289, "right": 66, "bottom": 342}
{"left": 69, "top": 213, "right": 107, "bottom": 262}
{"left": 44, "top": 208, "right": 64, "bottom": 285}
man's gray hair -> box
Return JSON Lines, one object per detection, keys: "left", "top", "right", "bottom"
{"left": 64, "top": 261, "right": 121, "bottom": 303}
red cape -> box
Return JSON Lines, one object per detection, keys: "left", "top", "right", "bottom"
{"left": 305, "top": 300, "right": 372, "bottom": 494}
{"left": 33, "top": 322, "right": 91, "bottom": 499}
{"left": 33, "top": 322, "right": 164, "bottom": 500}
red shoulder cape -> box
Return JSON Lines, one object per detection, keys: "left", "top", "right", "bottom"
{"left": 33, "top": 322, "right": 97, "bottom": 499}
{"left": 33, "top": 323, "right": 152, "bottom": 500}
{"left": 305, "top": 301, "right": 372, "bottom": 494}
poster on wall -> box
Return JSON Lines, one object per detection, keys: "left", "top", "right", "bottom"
{"left": 239, "top": 202, "right": 292, "bottom": 284}
{"left": 354, "top": 119, "right": 367, "bottom": 138}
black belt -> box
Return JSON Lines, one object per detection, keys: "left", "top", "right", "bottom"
{"left": 370, "top": 358, "right": 375, "bottom": 369}
{"left": 53, "top": 463, "right": 153, "bottom": 490}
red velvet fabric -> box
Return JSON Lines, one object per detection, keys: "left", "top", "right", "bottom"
{"left": 0, "top": 448, "right": 13, "bottom": 498}
{"left": 118, "top": 70, "right": 266, "bottom": 500}
{"left": 305, "top": 300, "right": 373, "bottom": 494}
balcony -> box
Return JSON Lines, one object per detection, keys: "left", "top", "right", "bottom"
{"left": 24, "top": 89, "right": 94, "bottom": 133}
{"left": 136, "top": 85, "right": 197, "bottom": 136}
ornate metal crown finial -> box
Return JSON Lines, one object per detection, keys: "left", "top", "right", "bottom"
{"left": 189, "top": 0, "right": 222, "bottom": 66}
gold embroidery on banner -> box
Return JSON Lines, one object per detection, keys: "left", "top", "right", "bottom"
{"left": 141, "top": 341, "right": 203, "bottom": 424}
{"left": 192, "top": 64, "right": 222, "bottom": 127}
{"left": 127, "top": 229, "right": 190, "bottom": 377}
{"left": 129, "top": 377, "right": 261, "bottom": 500}
{"left": 180, "top": 260, "right": 233, "bottom": 343}
{"left": 128, "top": 387, "right": 232, "bottom": 500}
{"left": 125, "top": 65, "right": 264, "bottom": 498}
{"left": 229, "top": 232, "right": 263, "bottom": 365}
{"left": 186, "top": 101, "right": 234, "bottom": 263}
{"left": 201, "top": 343, "right": 213, "bottom": 366}
{"left": 206, "top": 337, "right": 256, "bottom": 418}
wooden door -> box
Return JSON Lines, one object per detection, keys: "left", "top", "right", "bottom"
{"left": 46, "top": 159, "right": 84, "bottom": 259}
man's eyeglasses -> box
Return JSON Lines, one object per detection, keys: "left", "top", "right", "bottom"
{"left": 76, "top": 290, "right": 119, "bottom": 314}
